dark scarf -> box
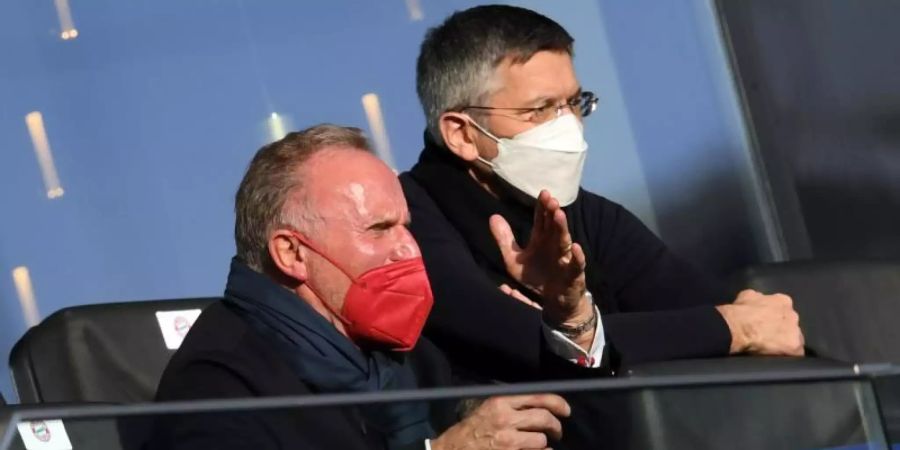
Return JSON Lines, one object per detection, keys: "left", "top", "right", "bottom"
{"left": 222, "top": 258, "right": 434, "bottom": 448}
{"left": 408, "top": 133, "right": 610, "bottom": 310}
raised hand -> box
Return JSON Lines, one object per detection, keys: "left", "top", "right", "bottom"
{"left": 489, "top": 190, "right": 591, "bottom": 327}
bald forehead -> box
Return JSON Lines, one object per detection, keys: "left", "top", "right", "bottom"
{"left": 300, "top": 146, "right": 404, "bottom": 216}
{"left": 304, "top": 146, "right": 395, "bottom": 187}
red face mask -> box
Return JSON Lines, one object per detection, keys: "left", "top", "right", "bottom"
{"left": 292, "top": 233, "right": 434, "bottom": 351}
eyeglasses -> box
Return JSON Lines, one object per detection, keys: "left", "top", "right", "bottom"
{"left": 461, "top": 91, "right": 599, "bottom": 124}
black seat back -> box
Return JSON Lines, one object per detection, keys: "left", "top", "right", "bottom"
{"left": 9, "top": 298, "right": 217, "bottom": 403}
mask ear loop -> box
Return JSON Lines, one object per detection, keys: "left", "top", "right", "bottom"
{"left": 290, "top": 232, "right": 355, "bottom": 278}
{"left": 463, "top": 116, "right": 501, "bottom": 171}
{"left": 289, "top": 232, "right": 355, "bottom": 327}
{"left": 465, "top": 116, "right": 502, "bottom": 143}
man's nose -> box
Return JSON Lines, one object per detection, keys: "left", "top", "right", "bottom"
{"left": 389, "top": 229, "right": 421, "bottom": 261}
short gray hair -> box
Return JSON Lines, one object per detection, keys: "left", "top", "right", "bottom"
{"left": 234, "top": 124, "right": 371, "bottom": 270}
{"left": 416, "top": 5, "right": 574, "bottom": 145}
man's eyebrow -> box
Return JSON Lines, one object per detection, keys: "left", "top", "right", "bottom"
{"left": 522, "top": 87, "right": 583, "bottom": 107}
{"left": 520, "top": 95, "right": 556, "bottom": 107}
{"left": 366, "top": 218, "right": 397, "bottom": 231}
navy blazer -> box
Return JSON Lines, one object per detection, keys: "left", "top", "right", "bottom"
{"left": 152, "top": 301, "right": 454, "bottom": 450}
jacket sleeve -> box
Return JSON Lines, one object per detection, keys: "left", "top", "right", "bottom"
{"left": 585, "top": 195, "right": 734, "bottom": 366}
{"left": 404, "top": 178, "right": 604, "bottom": 382}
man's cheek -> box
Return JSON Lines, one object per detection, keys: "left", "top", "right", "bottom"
{"left": 353, "top": 241, "right": 377, "bottom": 256}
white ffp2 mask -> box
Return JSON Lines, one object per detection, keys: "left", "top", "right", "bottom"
{"left": 471, "top": 114, "right": 588, "bottom": 206}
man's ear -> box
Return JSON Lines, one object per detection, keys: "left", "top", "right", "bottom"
{"left": 439, "top": 112, "right": 481, "bottom": 162}
{"left": 267, "top": 229, "right": 308, "bottom": 282}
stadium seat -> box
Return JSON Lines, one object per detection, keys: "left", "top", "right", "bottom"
{"left": 9, "top": 298, "right": 217, "bottom": 404}
{"left": 608, "top": 259, "right": 900, "bottom": 449}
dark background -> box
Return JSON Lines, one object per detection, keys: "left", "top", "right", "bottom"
{"left": 718, "top": 0, "right": 900, "bottom": 261}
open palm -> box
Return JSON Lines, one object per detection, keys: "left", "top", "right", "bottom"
{"left": 490, "top": 190, "right": 587, "bottom": 324}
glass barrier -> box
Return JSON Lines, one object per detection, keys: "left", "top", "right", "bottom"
{"left": 2, "top": 365, "right": 899, "bottom": 450}
{"left": 874, "top": 371, "right": 900, "bottom": 446}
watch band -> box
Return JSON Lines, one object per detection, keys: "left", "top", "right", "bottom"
{"left": 553, "top": 291, "right": 597, "bottom": 339}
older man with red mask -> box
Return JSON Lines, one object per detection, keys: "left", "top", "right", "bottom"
{"left": 153, "top": 124, "right": 571, "bottom": 450}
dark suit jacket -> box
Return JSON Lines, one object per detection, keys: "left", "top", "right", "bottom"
{"left": 402, "top": 139, "right": 734, "bottom": 381}
{"left": 152, "top": 301, "right": 450, "bottom": 450}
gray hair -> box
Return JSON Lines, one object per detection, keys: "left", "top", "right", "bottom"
{"left": 234, "top": 124, "right": 371, "bottom": 270}
{"left": 416, "top": 5, "right": 574, "bottom": 145}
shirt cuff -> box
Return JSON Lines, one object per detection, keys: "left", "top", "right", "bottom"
{"left": 425, "top": 439, "right": 432, "bottom": 450}
{"left": 541, "top": 304, "right": 605, "bottom": 368}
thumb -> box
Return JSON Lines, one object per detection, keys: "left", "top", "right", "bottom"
{"left": 489, "top": 214, "right": 522, "bottom": 264}
{"left": 736, "top": 289, "right": 761, "bottom": 303}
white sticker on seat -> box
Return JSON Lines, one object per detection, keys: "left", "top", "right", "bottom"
{"left": 155, "top": 309, "right": 202, "bottom": 350}
{"left": 17, "top": 420, "right": 73, "bottom": 450}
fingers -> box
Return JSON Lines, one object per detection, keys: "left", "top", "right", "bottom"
{"left": 786, "top": 308, "right": 804, "bottom": 356}
{"left": 490, "top": 214, "right": 522, "bottom": 264}
{"left": 785, "top": 331, "right": 805, "bottom": 356}
{"left": 500, "top": 284, "right": 542, "bottom": 310}
{"left": 544, "top": 196, "right": 560, "bottom": 238}
{"left": 474, "top": 395, "right": 569, "bottom": 450}
{"left": 541, "top": 193, "right": 565, "bottom": 239}
{"left": 771, "top": 293, "right": 793, "bottom": 308}
{"left": 506, "top": 394, "right": 571, "bottom": 418}
{"left": 787, "top": 330, "right": 806, "bottom": 356}
{"left": 533, "top": 190, "right": 552, "bottom": 237}
{"left": 532, "top": 190, "right": 574, "bottom": 257}
{"left": 548, "top": 202, "right": 572, "bottom": 259}
{"left": 497, "top": 430, "right": 550, "bottom": 450}
{"left": 511, "top": 408, "right": 564, "bottom": 441}
{"left": 798, "top": 330, "right": 806, "bottom": 356}
{"left": 568, "top": 243, "right": 586, "bottom": 272}
{"left": 553, "top": 209, "right": 572, "bottom": 253}
{"left": 735, "top": 289, "right": 762, "bottom": 302}
{"left": 535, "top": 190, "right": 561, "bottom": 231}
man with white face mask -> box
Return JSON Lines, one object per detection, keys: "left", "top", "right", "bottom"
{"left": 399, "top": 4, "right": 804, "bottom": 380}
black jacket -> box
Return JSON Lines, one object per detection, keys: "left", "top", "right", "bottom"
{"left": 401, "top": 137, "right": 733, "bottom": 380}
{"left": 152, "top": 301, "right": 453, "bottom": 450}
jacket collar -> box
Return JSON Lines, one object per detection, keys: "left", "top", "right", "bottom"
{"left": 223, "top": 257, "right": 368, "bottom": 371}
